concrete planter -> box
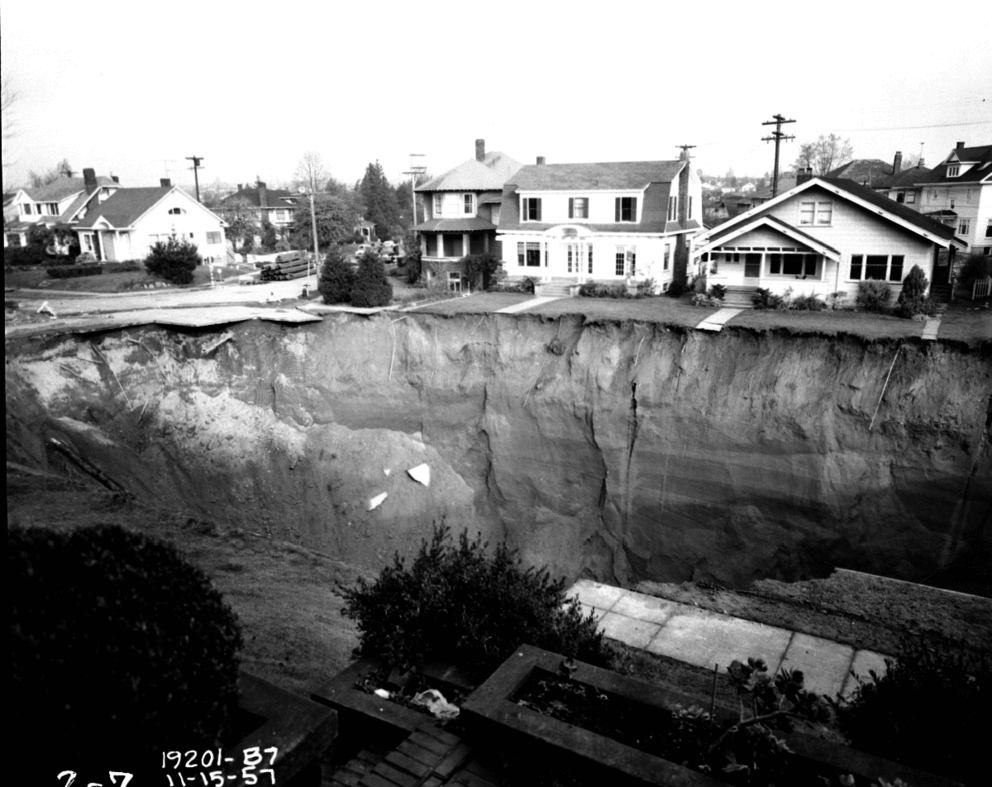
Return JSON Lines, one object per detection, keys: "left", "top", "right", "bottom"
{"left": 462, "top": 645, "right": 964, "bottom": 787}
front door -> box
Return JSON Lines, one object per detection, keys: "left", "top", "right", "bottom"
{"left": 932, "top": 249, "right": 951, "bottom": 286}
{"left": 744, "top": 253, "right": 761, "bottom": 281}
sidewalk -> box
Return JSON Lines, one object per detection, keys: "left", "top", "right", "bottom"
{"left": 568, "top": 579, "right": 887, "bottom": 698}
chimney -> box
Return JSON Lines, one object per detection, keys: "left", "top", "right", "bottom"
{"left": 892, "top": 151, "right": 902, "bottom": 174}
{"left": 237, "top": 183, "right": 243, "bottom": 192}
{"left": 536, "top": 156, "right": 546, "bottom": 165}
{"left": 258, "top": 181, "right": 268, "bottom": 208}
{"left": 111, "top": 175, "right": 119, "bottom": 184}
{"left": 956, "top": 141, "right": 965, "bottom": 151}
{"left": 83, "top": 168, "right": 97, "bottom": 192}
{"left": 475, "top": 139, "right": 485, "bottom": 162}
{"left": 796, "top": 166, "right": 814, "bottom": 185}
{"left": 160, "top": 178, "right": 171, "bottom": 187}
{"left": 917, "top": 158, "right": 925, "bottom": 168}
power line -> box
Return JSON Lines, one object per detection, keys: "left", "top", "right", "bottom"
{"left": 761, "top": 114, "right": 795, "bottom": 197}
{"left": 186, "top": 155, "right": 205, "bottom": 202}
{"left": 820, "top": 119, "right": 992, "bottom": 133}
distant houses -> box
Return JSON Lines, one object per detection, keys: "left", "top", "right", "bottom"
{"left": 219, "top": 180, "right": 300, "bottom": 241}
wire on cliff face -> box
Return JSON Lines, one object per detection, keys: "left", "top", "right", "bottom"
{"left": 868, "top": 345, "right": 902, "bottom": 432}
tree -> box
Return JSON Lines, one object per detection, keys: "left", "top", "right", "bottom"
{"left": 219, "top": 197, "right": 257, "bottom": 252}
{"left": 2, "top": 73, "right": 19, "bottom": 173}
{"left": 795, "top": 134, "right": 854, "bottom": 176}
{"left": 359, "top": 161, "right": 400, "bottom": 241}
{"left": 349, "top": 252, "right": 392, "bottom": 307}
{"left": 289, "top": 193, "right": 356, "bottom": 250}
{"left": 462, "top": 253, "right": 503, "bottom": 291}
{"left": 318, "top": 246, "right": 356, "bottom": 304}
{"left": 145, "top": 236, "right": 201, "bottom": 284}
{"left": 260, "top": 219, "right": 278, "bottom": 252}
{"left": 895, "top": 265, "right": 931, "bottom": 318}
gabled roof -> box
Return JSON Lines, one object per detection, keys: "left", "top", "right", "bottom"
{"left": 874, "top": 165, "right": 932, "bottom": 190}
{"left": 697, "top": 215, "right": 841, "bottom": 259}
{"left": 509, "top": 160, "right": 684, "bottom": 191}
{"left": 922, "top": 144, "right": 992, "bottom": 184}
{"left": 26, "top": 176, "right": 116, "bottom": 202}
{"left": 417, "top": 151, "right": 523, "bottom": 192}
{"left": 823, "top": 159, "right": 892, "bottom": 185}
{"left": 74, "top": 187, "right": 175, "bottom": 229}
{"left": 220, "top": 185, "right": 299, "bottom": 208}
{"left": 696, "top": 176, "right": 965, "bottom": 251}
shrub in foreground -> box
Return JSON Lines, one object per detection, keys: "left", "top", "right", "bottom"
{"left": 751, "top": 287, "right": 786, "bottom": 310}
{"left": 10, "top": 524, "right": 243, "bottom": 773}
{"left": 46, "top": 263, "right": 103, "bottom": 279}
{"left": 895, "top": 265, "right": 932, "bottom": 318}
{"left": 318, "top": 246, "right": 356, "bottom": 304}
{"left": 855, "top": 280, "right": 892, "bottom": 312}
{"left": 145, "top": 235, "right": 201, "bottom": 284}
{"left": 342, "top": 525, "right": 608, "bottom": 674}
{"left": 789, "top": 293, "right": 827, "bottom": 311}
{"left": 832, "top": 635, "right": 987, "bottom": 783}
{"left": 349, "top": 252, "right": 393, "bottom": 307}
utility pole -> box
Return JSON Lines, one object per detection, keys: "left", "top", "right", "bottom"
{"left": 402, "top": 153, "right": 427, "bottom": 253}
{"left": 761, "top": 114, "right": 795, "bottom": 197}
{"left": 186, "top": 155, "right": 205, "bottom": 202}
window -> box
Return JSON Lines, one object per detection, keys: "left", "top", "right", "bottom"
{"left": 896, "top": 192, "right": 905, "bottom": 203}
{"left": 463, "top": 194, "right": 474, "bottom": 214}
{"left": 567, "top": 244, "right": 580, "bottom": 273}
{"left": 985, "top": 220, "right": 992, "bottom": 239}
{"left": 983, "top": 247, "right": 992, "bottom": 257}
{"left": 947, "top": 165, "right": 960, "bottom": 177}
{"left": 769, "top": 254, "right": 816, "bottom": 276}
{"left": 433, "top": 194, "right": 443, "bottom": 217}
{"left": 569, "top": 197, "right": 588, "bottom": 219}
{"left": 22, "top": 204, "right": 34, "bottom": 215}
{"left": 615, "top": 197, "right": 637, "bottom": 222}
{"left": 206, "top": 231, "right": 221, "bottom": 244}
{"left": 906, "top": 191, "right": 916, "bottom": 204}
{"left": 663, "top": 244, "right": 671, "bottom": 271}
{"left": 688, "top": 196, "right": 693, "bottom": 219}
{"left": 667, "top": 196, "right": 678, "bottom": 222}
{"left": 448, "top": 272, "right": 462, "bottom": 292}
{"left": 849, "top": 254, "right": 905, "bottom": 282}
{"left": 798, "top": 201, "right": 832, "bottom": 226}
{"left": 168, "top": 207, "right": 186, "bottom": 215}
{"left": 274, "top": 209, "right": 289, "bottom": 222}
{"left": 522, "top": 197, "right": 542, "bottom": 222}
{"left": 518, "top": 241, "right": 542, "bottom": 267}
{"left": 958, "top": 219, "right": 971, "bottom": 236}
{"left": 588, "top": 245, "right": 593, "bottom": 274}
{"left": 614, "top": 245, "right": 636, "bottom": 276}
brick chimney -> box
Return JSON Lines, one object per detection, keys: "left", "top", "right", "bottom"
{"left": 83, "top": 168, "right": 97, "bottom": 192}
{"left": 475, "top": 139, "right": 485, "bottom": 162}
{"left": 892, "top": 151, "right": 902, "bottom": 174}
{"left": 956, "top": 141, "right": 965, "bottom": 151}
{"left": 160, "top": 178, "right": 171, "bottom": 187}
{"left": 257, "top": 181, "right": 268, "bottom": 208}
{"left": 111, "top": 175, "right": 119, "bottom": 184}
{"left": 536, "top": 156, "right": 546, "bottom": 165}
{"left": 796, "top": 166, "right": 814, "bottom": 185}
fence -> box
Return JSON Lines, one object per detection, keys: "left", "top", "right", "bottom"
{"left": 973, "top": 276, "right": 992, "bottom": 300}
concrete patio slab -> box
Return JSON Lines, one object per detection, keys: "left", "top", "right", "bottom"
{"left": 495, "top": 296, "right": 561, "bottom": 314}
{"left": 646, "top": 611, "right": 792, "bottom": 673}
{"left": 598, "top": 612, "right": 662, "bottom": 650}
{"left": 570, "top": 579, "right": 625, "bottom": 611}
{"left": 611, "top": 592, "right": 685, "bottom": 625}
{"left": 578, "top": 603, "right": 607, "bottom": 622}
{"left": 841, "top": 649, "right": 890, "bottom": 698}
{"left": 779, "top": 632, "right": 854, "bottom": 698}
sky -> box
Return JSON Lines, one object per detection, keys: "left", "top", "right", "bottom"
{"left": 3, "top": 0, "right": 991, "bottom": 195}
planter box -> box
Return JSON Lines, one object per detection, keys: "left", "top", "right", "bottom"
{"left": 463, "top": 645, "right": 965, "bottom": 787}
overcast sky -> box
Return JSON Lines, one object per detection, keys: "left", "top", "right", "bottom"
{"left": 3, "top": 0, "right": 991, "bottom": 193}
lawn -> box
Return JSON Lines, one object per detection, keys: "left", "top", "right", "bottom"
{"left": 727, "top": 306, "right": 926, "bottom": 341}
{"left": 936, "top": 297, "right": 992, "bottom": 344}
{"left": 412, "top": 291, "right": 532, "bottom": 313}
{"left": 4, "top": 264, "right": 242, "bottom": 294}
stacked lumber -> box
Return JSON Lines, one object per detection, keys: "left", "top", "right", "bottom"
{"left": 259, "top": 251, "right": 312, "bottom": 281}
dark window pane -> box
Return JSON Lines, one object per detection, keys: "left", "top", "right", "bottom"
{"left": 783, "top": 254, "right": 803, "bottom": 275}
{"left": 770, "top": 254, "right": 781, "bottom": 274}
{"left": 851, "top": 255, "right": 862, "bottom": 280}
{"left": 889, "top": 255, "right": 904, "bottom": 282}
{"left": 865, "top": 255, "right": 888, "bottom": 280}
{"left": 804, "top": 255, "right": 817, "bottom": 276}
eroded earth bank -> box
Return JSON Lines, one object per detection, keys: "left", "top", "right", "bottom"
{"left": 6, "top": 313, "right": 991, "bottom": 588}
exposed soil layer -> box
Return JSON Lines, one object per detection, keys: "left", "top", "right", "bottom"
{"left": 6, "top": 313, "right": 991, "bottom": 590}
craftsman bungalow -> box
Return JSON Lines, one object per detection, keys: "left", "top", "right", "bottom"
{"left": 693, "top": 176, "right": 966, "bottom": 301}
{"left": 497, "top": 156, "right": 703, "bottom": 291}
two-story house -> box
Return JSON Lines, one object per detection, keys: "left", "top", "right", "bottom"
{"left": 74, "top": 179, "right": 227, "bottom": 263}
{"left": 872, "top": 151, "right": 931, "bottom": 207}
{"left": 414, "top": 140, "right": 522, "bottom": 288}
{"left": 914, "top": 142, "right": 992, "bottom": 257}
{"left": 693, "top": 175, "right": 966, "bottom": 302}
{"left": 219, "top": 180, "right": 299, "bottom": 241}
{"left": 4, "top": 169, "right": 118, "bottom": 248}
{"left": 497, "top": 155, "right": 703, "bottom": 291}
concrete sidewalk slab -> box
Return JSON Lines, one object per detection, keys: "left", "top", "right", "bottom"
{"left": 495, "top": 296, "right": 561, "bottom": 314}
{"left": 646, "top": 612, "right": 793, "bottom": 673}
{"left": 571, "top": 579, "right": 625, "bottom": 611}
{"left": 598, "top": 612, "right": 663, "bottom": 649}
{"left": 695, "top": 307, "right": 743, "bottom": 332}
{"left": 611, "top": 592, "right": 684, "bottom": 625}
{"left": 841, "top": 649, "right": 889, "bottom": 698}
{"left": 779, "top": 633, "right": 854, "bottom": 697}
{"left": 921, "top": 316, "right": 942, "bottom": 341}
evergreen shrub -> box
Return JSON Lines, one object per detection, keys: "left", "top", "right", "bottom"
{"left": 342, "top": 525, "right": 608, "bottom": 675}
{"left": 789, "top": 293, "right": 827, "bottom": 311}
{"left": 318, "top": 246, "right": 357, "bottom": 304}
{"left": 349, "top": 252, "right": 392, "bottom": 307}
{"left": 5, "top": 245, "right": 50, "bottom": 266}
{"left": 707, "top": 284, "right": 727, "bottom": 300}
{"left": 462, "top": 252, "right": 503, "bottom": 291}
{"left": 46, "top": 264, "right": 103, "bottom": 279}
{"left": 855, "top": 280, "right": 892, "bottom": 312}
{"left": 752, "top": 288, "right": 786, "bottom": 310}
{"left": 895, "top": 265, "right": 932, "bottom": 318}
{"left": 145, "top": 235, "right": 201, "bottom": 284}
{"left": 666, "top": 279, "right": 688, "bottom": 297}
{"left": 10, "top": 524, "right": 243, "bottom": 774}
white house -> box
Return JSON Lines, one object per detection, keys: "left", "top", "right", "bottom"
{"left": 914, "top": 142, "right": 992, "bottom": 257}
{"left": 219, "top": 180, "right": 300, "bottom": 242}
{"left": 497, "top": 156, "right": 703, "bottom": 291}
{"left": 693, "top": 176, "right": 966, "bottom": 302}
{"left": 4, "top": 169, "right": 118, "bottom": 248}
{"left": 74, "top": 180, "right": 227, "bottom": 263}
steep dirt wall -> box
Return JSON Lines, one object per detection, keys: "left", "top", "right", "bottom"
{"left": 6, "top": 314, "right": 991, "bottom": 587}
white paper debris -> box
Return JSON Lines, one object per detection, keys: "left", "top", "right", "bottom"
{"left": 373, "top": 689, "right": 391, "bottom": 699}
{"left": 407, "top": 463, "right": 430, "bottom": 487}
{"left": 384, "top": 468, "right": 391, "bottom": 476}
{"left": 368, "top": 492, "right": 388, "bottom": 510}
{"left": 411, "top": 689, "right": 459, "bottom": 719}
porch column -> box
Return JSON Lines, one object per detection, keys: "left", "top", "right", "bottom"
{"left": 437, "top": 234, "right": 445, "bottom": 259}
{"left": 462, "top": 233, "right": 469, "bottom": 259}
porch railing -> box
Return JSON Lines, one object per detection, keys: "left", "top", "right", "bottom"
{"left": 973, "top": 276, "right": 992, "bottom": 300}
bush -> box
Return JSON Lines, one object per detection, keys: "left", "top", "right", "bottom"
{"left": 666, "top": 279, "right": 688, "bottom": 298}
{"left": 349, "top": 252, "right": 393, "bottom": 307}
{"left": 579, "top": 282, "right": 627, "bottom": 298}
{"left": 855, "top": 280, "right": 892, "bottom": 312}
{"left": 318, "top": 246, "right": 357, "bottom": 304}
{"left": 10, "top": 525, "right": 243, "bottom": 774}
{"left": 832, "top": 636, "right": 988, "bottom": 783}
{"left": 895, "top": 265, "right": 931, "bottom": 318}
{"left": 46, "top": 264, "right": 103, "bottom": 279}
{"left": 461, "top": 252, "right": 503, "bottom": 291}
{"left": 4, "top": 245, "right": 50, "bottom": 266}
{"left": 343, "top": 525, "right": 608, "bottom": 675}
{"left": 752, "top": 288, "right": 786, "bottom": 310}
{"left": 109, "top": 259, "right": 144, "bottom": 273}
{"left": 145, "top": 235, "right": 201, "bottom": 284}
{"left": 707, "top": 284, "right": 726, "bottom": 300}
{"left": 260, "top": 220, "right": 278, "bottom": 252}
{"left": 692, "top": 293, "right": 722, "bottom": 307}
{"left": 957, "top": 254, "right": 992, "bottom": 287}
{"left": 789, "top": 293, "right": 827, "bottom": 311}
{"left": 404, "top": 248, "right": 423, "bottom": 284}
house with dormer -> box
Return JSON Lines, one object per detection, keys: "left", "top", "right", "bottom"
{"left": 219, "top": 180, "right": 300, "bottom": 241}
{"left": 4, "top": 169, "right": 118, "bottom": 248}
{"left": 74, "top": 179, "right": 227, "bottom": 263}
{"left": 693, "top": 175, "right": 966, "bottom": 303}
{"left": 915, "top": 142, "right": 992, "bottom": 257}
{"left": 497, "top": 155, "right": 703, "bottom": 291}
{"left": 414, "top": 140, "right": 522, "bottom": 288}
{"left": 872, "top": 151, "right": 932, "bottom": 208}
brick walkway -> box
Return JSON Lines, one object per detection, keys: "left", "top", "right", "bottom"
{"left": 569, "top": 579, "right": 888, "bottom": 698}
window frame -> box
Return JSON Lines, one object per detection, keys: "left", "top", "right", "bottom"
{"left": 206, "top": 231, "right": 222, "bottom": 244}
{"left": 947, "top": 165, "right": 960, "bottom": 177}
{"left": 958, "top": 219, "right": 971, "bottom": 236}
{"left": 615, "top": 196, "right": 637, "bottom": 223}
{"left": 848, "top": 253, "right": 906, "bottom": 283}
{"left": 463, "top": 194, "right": 474, "bottom": 215}
{"left": 568, "top": 197, "right": 589, "bottom": 220}
{"left": 433, "top": 194, "right": 443, "bottom": 218}
{"left": 798, "top": 201, "right": 832, "bottom": 226}
{"left": 522, "top": 197, "right": 542, "bottom": 222}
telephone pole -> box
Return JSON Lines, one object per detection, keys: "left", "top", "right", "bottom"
{"left": 186, "top": 155, "right": 205, "bottom": 202}
{"left": 761, "top": 114, "right": 795, "bottom": 197}
{"left": 402, "top": 153, "right": 427, "bottom": 251}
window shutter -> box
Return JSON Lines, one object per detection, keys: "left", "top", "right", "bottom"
{"left": 568, "top": 198, "right": 574, "bottom": 219}
{"left": 631, "top": 198, "right": 638, "bottom": 222}
{"left": 536, "top": 200, "right": 542, "bottom": 222}
{"left": 615, "top": 198, "right": 620, "bottom": 222}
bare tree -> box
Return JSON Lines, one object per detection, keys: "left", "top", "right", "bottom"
{"left": 295, "top": 150, "right": 327, "bottom": 195}
{"left": 2, "top": 73, "right": 19, "bottom": 173}
{"left": 795, "top": 134, "right": 854, "bottom": 176}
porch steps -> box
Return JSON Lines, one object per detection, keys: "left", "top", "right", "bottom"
{"left": 534, "top": 278, "right": 578, "bottom": 298}
{"left": 930, "top": 283, "right": 952, "bottom": 304}
{"left": 719, "top": 286, "right": 757, "bottom": 308}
